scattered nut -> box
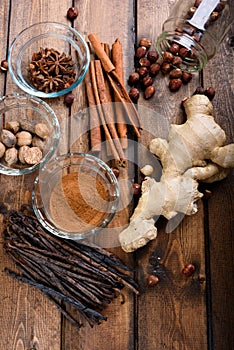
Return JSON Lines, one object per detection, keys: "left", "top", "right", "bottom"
{"left": 128, "top": 72, "right": 140, "bottom": 85}
{"left": 161, "top": 62, "right": 171, "bottom": 74}
{"left": 193, "top": 86, "right": 205, "bottom": 95}
{"left": 0, "top": 59, "right": 8, "bottom": 72}
{"left": 32, "top": 136, "right": 46, "bottom": 151}
{"left": 64, "top": 93, "right": 75, "bottom": 106}
{"left": 35, "top": 123, "right": 50, "bottom": 139}
{"left": 210, "top": 11, "right": 219, "bottom": 21}
{"left": 169, "top": 78, "right": 182, "bottom": 92}
{"left": 0, "top": 141, "right": 6, "bottom": 158}
{"left": 194, "top": 0, "right": 202, "bottom": 7}
{"left": 182, "top": 71, "right": 192, "bottom": 84}
{"left": 1, "top": 129, "right": 16, "bottom": 147}
{"left": 149, "top": 63, "right": 161, "bottom": 76}
{"left": 162, "top": 51, "right": 174, "bottom": 63}
{"left": 23, "top": 146, "right": 43, "bottom": 165}
{"left": 67, "top": 7, "right": 78, "bottom": 20}
{"left": 147, "top": 274, "right": 159, "bottom": 287}
{"left": 188, "top": 6, "right": 197, "bottom": 17}
{"left": 215, "top": 2, "right": 225, "bottom": 12}
{"left": 139, "top": 57, "right": 151, "bottom": 67}
{"left": 172, "top": 56, "right": 182, "bottom": 67}
{"left": 144, "top": 85, "right": 155, "bottom": 99}
{"left": 142, "top": 76, "right": 154, "bottom": 88}
{"left": 4, "top": 147, "right": 18, "bottom": 165}
{"left": 6, "top": 121, "right": 20, "bottom": 134}
{"left": 18, "top": 146, "right": 30, "bottom": 164}
{"left": 204, "top": 87, "right": 215, "bottom": 100}
{"left": 140, "top": 164, "right": 154, "bottom": 176}
{"left": 16, "top": 131, "right": 32, "bottom": 146}
{"left": 169, "top": 68, "right": 182, "bottom": 79}
{"left": 182, "top": 264, "right": 196, "bottom": 277}
{"left": 129, "top": 87, "right": 140, "bottom": 102}
{"left": 132, "top": 183, "right": 141, "bottom": 195}
{"left": 139, "top": 38, "right": 152, "bottom": 49}
{"left": 147, "top": 50, "right": 159, "bottom": 63}
{"left": 138, "top": 66, "right": 148, "bottom": 78}
{"left": 135, "top": 46, "right": 147, "bottom": 59}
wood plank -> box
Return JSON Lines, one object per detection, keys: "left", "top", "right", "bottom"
{"left": 135, "top": 1, "right": 207, "bottom": 349}
{"left": 62, "top": 1, "right": 136, "bottom": 349}
{"left": 0, "top": 1, "right": 71, "bottom": 349}
{"left": 203, "top": 25, "right": 234, "bottom": 350}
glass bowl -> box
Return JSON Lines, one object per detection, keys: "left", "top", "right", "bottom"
{"left": 0, "top": 93, "right": 60, "bottom": 175}
{"left": 8, "top": 22, "right": 90, "bottom": 98}
{"left": 32, "top": 153, "right": 120, "bottom": 240}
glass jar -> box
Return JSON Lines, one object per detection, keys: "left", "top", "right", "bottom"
{"left": 156, "top": 0, "right": 234, "bottom": 72}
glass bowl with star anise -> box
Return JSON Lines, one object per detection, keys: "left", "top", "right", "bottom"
{"left": 8, "top": 22, "right": 90, "bottom": 98}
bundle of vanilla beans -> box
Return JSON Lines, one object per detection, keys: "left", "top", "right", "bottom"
{"left": 85, "top": 33, "right": 142, "bottom": 167}
{"left": 3, "top": 209, "right": 139, "bottom": 328}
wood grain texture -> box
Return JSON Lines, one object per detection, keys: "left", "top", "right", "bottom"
{"left": 203, "top": 25, "right": 234, "bottom": 350}
{"left": 136, "top": 1, "right": 207, "bottom": 349}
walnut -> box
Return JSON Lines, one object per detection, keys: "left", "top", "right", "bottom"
{"left": 6, "top": 121, "right": 20, "bottom": 134}
{"left": 16, "top": 131, "right": 32, "bottom": 146}
{"left": 35, "top": 123, "right": 50, "bottom": 139}
{"left": 0, "top": 141, "right": 6, "bottom": 158}
{"left": 24, "top": 147, "right": 43, "bottom": 165}
{"left": 1, "top": 129, "right": 16, "bottom": 147}
{"left": 4, "top": 147, "right": 18, "bottom": 165}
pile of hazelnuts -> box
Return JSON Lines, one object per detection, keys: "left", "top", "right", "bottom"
{"left": 128, "top": 37, "right": 195, "bottom": 103}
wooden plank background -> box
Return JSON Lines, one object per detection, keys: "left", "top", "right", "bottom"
{"left": 0, "top": 0, "right": 233, "bottom": 349}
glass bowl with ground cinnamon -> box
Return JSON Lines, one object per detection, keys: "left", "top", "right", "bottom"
{"left": 32, "top": 153, "right": 120, "bottom": 240}
{"left": 8, "top": 22, "right": 90, "bottom": 98}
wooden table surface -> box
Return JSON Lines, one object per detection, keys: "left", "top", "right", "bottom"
{"left": 0, "top": 1, "right": 233, "bottom": 349}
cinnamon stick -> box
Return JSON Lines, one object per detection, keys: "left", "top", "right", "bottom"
{"left": 94, "top": 60, "right": 126, "bottom": 164}
{"left": 112, "top": 38, "right": 128, "bottom": 149}
{"left": 89, "top": 61, "right": 120, "bottom": 161}
{"left": 84, "top": 69, "right": 102, "bottom": 153}
{"left": 88, "top": 33, "right": 115, "bottom": 73}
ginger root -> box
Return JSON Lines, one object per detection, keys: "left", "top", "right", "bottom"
{"left": 119, "top": 95, "right": 234, "bottom": 252}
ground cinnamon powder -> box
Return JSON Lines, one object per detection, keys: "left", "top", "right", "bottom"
{"left": 49, "top": 171, "right": 110, "bottom": 232}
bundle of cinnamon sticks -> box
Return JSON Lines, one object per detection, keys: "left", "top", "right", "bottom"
{"left": 85, "top": 33, "right": 142, "bottom": 167}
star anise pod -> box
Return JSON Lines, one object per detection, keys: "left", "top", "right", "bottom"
{"left": 27, "top": 47, "right": 76, "bottom": 93}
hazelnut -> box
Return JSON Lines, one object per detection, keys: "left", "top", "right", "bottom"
{"left": 149, "top": 63, "right": 161, "bottom": 76}
{"left": 182, "top": 71, "right": 192, "bottom": 84}
{"left": 5, "top": 121, "right": 20, "bottom": 134}
{"left": 142, "top": 76, "right": 154, "bottom": 88}
{"left": 169, "top": 43, "right": 180, "bottom": 55}
{"left": 169, "top": 68, "right": 182, "bottom": 79}
{"left": 161, "top": 62, "right": 171, "bottom": 74}
{"left": 128, "top": 72, "right": 140, "bottom": 85}
{"left": 193, "top": 86, "right": 205, "bottom": 95}
{"left": 1, "top": 129, "right": 16, "bottom": 147}
{"left": 204, "top": 87, "right": 215, "bottom": 100}
{"left": 187, "top": 6, "right": 197, "bottom": 17}
{"left": 111, "top": 167, "right": 120, "bottom": 178}
{"left": 16, "top": 131, "right": 32, "bottom": 146}
{"left": 144, "top": 85, "right": 155, "bottom": 99}
{"left": 135, "top": 46, "right": 147, "bottom": 58}
{"left": 0, "top": 141, "right": 6, "bottom": 158}
{"left": 132, "top": 183, "right": 141, "bottom": 195}
{"left": 4, "top": 147, "right": 18, "bottom": 165}
{"left": 194, "top": 0, "right": 202, "bottom": 7}
{"left": 215, "top": 2, "right": 225, "bottom": 12}
{"left": 179, "top": 47, "right": 189, "bottom": 58}
{"left": 182, "top": 264, "right": 195, "bottom": 277}
{"left": 172, "top": 56, "right": 182, "bottom": 67}
{"left": 23, "top": 146, "right": 43, "bottom": 165}
{"left": 210, "top": 11, "right": 219, "bottom": 21}
{"left": 138, "top": 66, "right": 148, "bottom": 78}
{"left": 20, "top": 119, "right": 35, "bottom": 133}
{"left": 67, "top": 7, "right": 78, "bottom": 20}
{"left": 169, "top": 78, "right": 182, "bottom": 92}
{"left": 147, "top": 50, "right": 159, "bottom": 63}
{"left": 0, "top": 59, "right": 8, "bottom": 72}
{"left": 139, "top": 57, "right": 151, "bottom": 67}
{"left": 140, "top": 164, "right": 154, "bottom": 176}
{"left": 147, "top": 274, "right": 159, "bottom": 287}
{"left": 139, "top": 38, "right": 152, "bottom": 49}
{"left": 162, "top": 51, "right": 174, "bottom": 63}
{"left": 129, "top": 87, "right": 140, "bottom": 102}
{"left": 32, "top": 136, "right": 46, "bottom": 151}
{"left": 18, "top": 146, "right": 30, "bottom": 164}
{"left": 64, "top": 93, "right": 75, "bottom": 106}
{"left": 35, "top": 123, "right": 50, "bottom": 139}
